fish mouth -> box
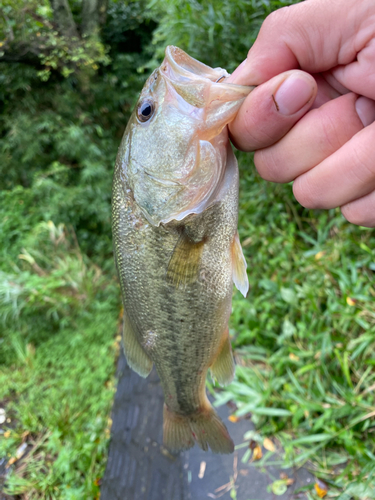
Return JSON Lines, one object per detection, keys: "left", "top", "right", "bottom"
{"left": 163, "top": 46, "right": 229, "bottom": 84}
{"left": 161, "top": 46, "right": 253, "bottom": 109}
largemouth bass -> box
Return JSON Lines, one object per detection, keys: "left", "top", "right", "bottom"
{"left": 112, "top": 46, "right": 253, "bottom": 454}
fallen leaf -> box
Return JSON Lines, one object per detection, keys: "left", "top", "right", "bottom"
{"left": 252, "top": 444, "right": 262, "bottom": 461}
{"left": 315, "top": 251, "right": 325, "bottom": 260}
{"left": 315, "top": 479, "right": 328, "bottom": 498}
{"left": 289, "top": 353, "right": 299, "bottom": 362}
{"left": 22, "top": 431, "right": 30, "bottom": 442}
{"left": 278, "top": 473, "right": 294, "bottom": 485}
{"left": 263, "top": 438, "right": 275, "bottom": 452}
{"left": 228, "top": 415, "right": 239, "bottom": 423}
{"left": 346, "top": 297, "right": 356, "bottom": 306}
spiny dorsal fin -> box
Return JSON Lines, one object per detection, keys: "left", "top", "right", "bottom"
{"left": 167, "top": 231, "right": 205, "bottom": 287}
{"left": 232, "top": 231, "right": 249, "bottom": 297}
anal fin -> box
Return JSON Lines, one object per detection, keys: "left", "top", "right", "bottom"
{"left": 231, "top": 231, "right": 249, "bottom": 297}
{"left": 122, "top": 310, "right": 153, "bottom": 378}
{"left": 167, "top": 230, "right": 205, "bottom": 287}
{"left": 210, "top": 328, "right": 235, "bottom": 386}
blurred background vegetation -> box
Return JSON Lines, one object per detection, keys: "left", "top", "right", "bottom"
{"left": 0, "top": 0, "right": 375, "bottom": 499}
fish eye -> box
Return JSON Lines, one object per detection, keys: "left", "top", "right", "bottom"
{"left": 137, "top": 100, "right": 155, "bottom": 123}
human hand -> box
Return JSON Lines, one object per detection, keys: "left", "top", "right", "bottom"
{"left": 228, "top": 0, "right": 375, "bottom": 227}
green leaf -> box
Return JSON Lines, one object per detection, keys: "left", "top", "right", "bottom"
{"left": 251, "top": 407, "right": 292, "bottom": 417}
{"left": 292, "top": 433, "right": 333, "bottom": 445}
{"left": 271, "top": 480, "right": 288, "bottom": 496}
{"left": 280, "top": 287, "right": 297, "bottom": 305}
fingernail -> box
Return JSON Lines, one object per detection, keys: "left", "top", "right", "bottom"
{"left": 228, "top": 59, "right": 259, "bottom": 85}
{"left": 274, "top": 74, "right": 315, "bottom": 115}
{"left": 227, "top": 60, "right": 247, "bottom": 83}
{"left": 355, "top": 96, "right": 375, "bottom": 127}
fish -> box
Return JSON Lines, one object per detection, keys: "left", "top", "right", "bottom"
{"left": 112, "top": 46, "right": 254, "bottom": 454}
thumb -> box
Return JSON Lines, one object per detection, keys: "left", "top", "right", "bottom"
{"left": 229, "top": 0, "right": 370, "bottom": 86}
{"left": 229, "top": 70, "right": 317, "bottom": 151}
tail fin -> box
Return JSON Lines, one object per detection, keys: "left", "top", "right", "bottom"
{"left": 163, "top": 400, "right": 234, "bottom": 454}
{"left": 163, "top": 405, "right": 195, "bottom": 452}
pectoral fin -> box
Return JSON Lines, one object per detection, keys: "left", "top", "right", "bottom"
{"left": 167, "top": 231, "right": 205, "bottom": 287}
{"left": 231, "top": 232, "right": 249, "bottom": 297}
{"left": 122, "top": 310, "right": 153, "bottom": 378}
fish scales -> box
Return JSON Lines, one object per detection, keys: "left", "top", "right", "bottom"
{"left": 112, "top": 46, "right": 254, "bottom": 454}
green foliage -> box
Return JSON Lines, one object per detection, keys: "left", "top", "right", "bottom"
{"left": 0, "top": 221, "right": 117, "bottom": 362}
{"left": 0, "top": 0, "right": 110, "bottom": 80}
{"left": 148, "top": 0, "right": 302, "bottom": 70}
{"left": 0, "top": 23, "right": 150, "bottom": 260}
{"left": 0, "top": 305, "right": 118, "bottom": 499}
{"left": 215, "top": 153, "right": 375, "bottom": 498}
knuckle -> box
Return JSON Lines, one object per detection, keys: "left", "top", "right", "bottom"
{"left": 262, "top": 7, "right": 289, "bottom": 32}
{"left": 352, "top": 142, "right": 375, "bottom": 181}
{"left": 319, "top": 112, "right": 345, "bottom": 154}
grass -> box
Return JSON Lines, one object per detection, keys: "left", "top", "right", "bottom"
{"left": 0, "top": 309, "right": 119, "bottom": 499}
{"left": 1, "top": 153, "right": 375, "bottom": 499}
{"left": 0, "top": 223, "right": 120, "bottom": 499}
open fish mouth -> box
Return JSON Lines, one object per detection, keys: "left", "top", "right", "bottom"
{"left": 160, "top": 46, "right": 251, "bottom": 109}
{"left": 163, "top": 46, "right": 230, "bottom": 85}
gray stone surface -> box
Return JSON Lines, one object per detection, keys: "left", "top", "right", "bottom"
{"left": 101, "top": 350, "right": 313, "bottom": 500}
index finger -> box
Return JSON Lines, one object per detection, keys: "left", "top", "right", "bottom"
{"left": 229, "top": 0, "right": 371, "bottom": 86}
